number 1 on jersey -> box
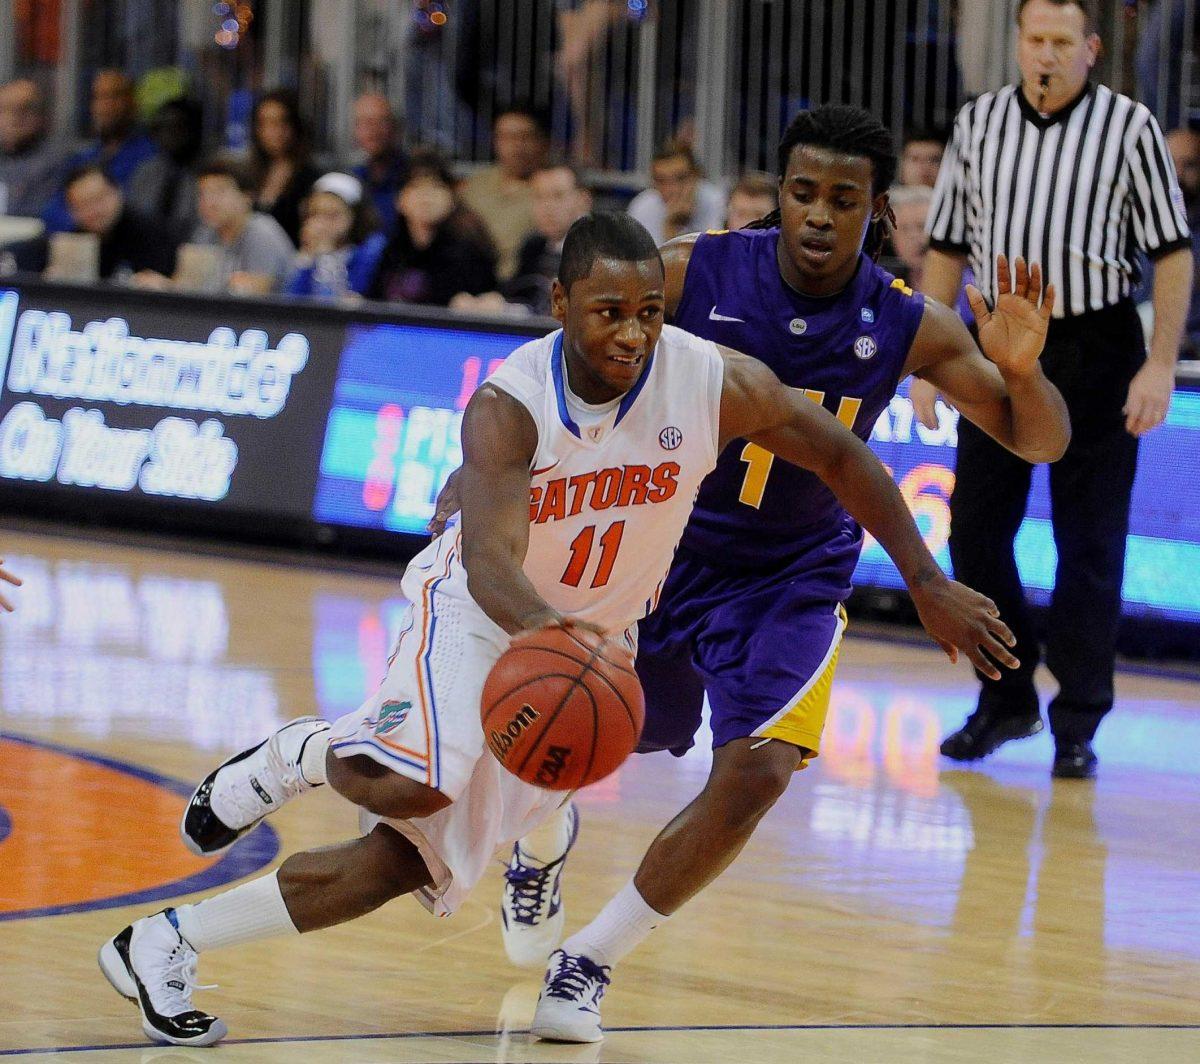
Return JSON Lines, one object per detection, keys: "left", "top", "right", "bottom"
{"left": 737, "top": 392, "right": 863, "bottom": 509}
{"left": 562, "top": 520, "right": 626, "bottom": 588}
{"left": 738, "top": 443, "right": 775, "bottom": 508}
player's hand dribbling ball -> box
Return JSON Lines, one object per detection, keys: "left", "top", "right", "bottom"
{"left": 482, "top": 625, "right": 645, "bottom": 790}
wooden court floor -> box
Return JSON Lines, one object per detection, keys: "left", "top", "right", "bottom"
{"left": 1, "top": 528, "right": 1198, "bottom": 1063}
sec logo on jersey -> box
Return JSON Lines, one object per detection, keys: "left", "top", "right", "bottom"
{"left": 853, "top": 335, "right": 878, "bottom": 360}
{"left": 659, "top": 426, "right": 683, "bottom": 450}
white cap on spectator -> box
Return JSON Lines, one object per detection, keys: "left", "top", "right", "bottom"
{"left": 313, "top": 172, "right": 364, "bottom": 206}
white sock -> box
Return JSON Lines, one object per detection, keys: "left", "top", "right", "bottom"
{"left": 299, "top": 727, "right": 330, "bottom": 786}
{"left": 173, "top": 871, "right": 298, "bottom": 952}
{"left": 562, "top": 878, "right": 667, "bottom": 968}
{"left": 518, "top": 800, "right": 575, "bottom": 866}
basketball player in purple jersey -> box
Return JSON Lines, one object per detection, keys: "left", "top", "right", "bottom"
{"left": 496, "top": 106, "right": 1072, "bottom": 1042}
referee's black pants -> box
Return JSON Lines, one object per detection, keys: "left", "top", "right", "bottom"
{"left": 948, "top": 301, "right": 1143, "bottom": 742}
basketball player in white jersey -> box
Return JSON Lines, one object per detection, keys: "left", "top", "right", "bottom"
{"left": 97, "top": 213, "right": 1016, "bottom": 1047}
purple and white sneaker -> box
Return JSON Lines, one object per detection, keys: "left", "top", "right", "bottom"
{"left": 530, "top": 948, "right": 611, "bottom": 1043}
{"left": 500, "top": 802, "right": 579, "bottom": 968}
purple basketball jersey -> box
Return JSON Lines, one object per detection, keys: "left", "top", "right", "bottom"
{"left": 673, "top": 227, "right": 926, "bottom": 578}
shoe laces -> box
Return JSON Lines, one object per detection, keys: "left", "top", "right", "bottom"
{"left": 218, "top": 736, "right": 309, "bottom": 827}
{"left": 152, "top": 940, "right": 217, "bottom": 1018}
{"left": 504, "top": 850, "right": 564, "bottom": 925}
{"left": 503, "top": 803, "right": 580, "bottom": 926}
{"left": 544, "top": 951, "right": 610, "bottom": 1004}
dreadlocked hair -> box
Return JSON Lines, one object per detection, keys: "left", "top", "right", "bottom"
{"left": 746, "top": 103, "right": 898, "bottom": 261}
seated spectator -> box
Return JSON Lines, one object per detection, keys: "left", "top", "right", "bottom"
{"left": 367, "top": 151, "right": 497, "bottom": 306}
{"left": 284, "top": 172, "right": 386, "bottom": 301}
{"left": 0, "top": 78, "right": 63, "bottom": 219}
{"left": 452, "top": 162, "right": 591, "bottom": 317}
{"left": 129, "top": 97, "right": 204, "bottom": 244}
{"left": 43, "top": 70, "right": 158, "bottom": 233}
{"left": 887, "top": 183, "right": 973, "bottom": 324}
{"left": 351, "top": 92, "right": 408, "bottom": 231}
{"left": 249, "top": 90, "right": 321, "bottom": 247}
{"left": 459, "top": 105, "right": 550, "bottom": 280}
{"left": 725, "top": 171, "right": 777, "bottom": 230}
{"left": 898, "top": 128, "right": 946, "bottom": 189}
{"left": 628, "top": 140, "right": 725, "bottom": 243}
{"left": 886, "top": 184, "right": 933, "bottom": 288}
{"left": 50, "top": 164, "right": 176, "bottom": 281}
{"left": 181, "top": 158, "right": 294, "bottom": 294}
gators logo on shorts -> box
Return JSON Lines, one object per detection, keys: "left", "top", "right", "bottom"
{"left": 375, "top": 699, "right": 413, "bottom": 736}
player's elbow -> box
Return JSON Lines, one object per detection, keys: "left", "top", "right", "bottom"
{"left": 1015, "top": 418, "right": 1071, "bottom": 464}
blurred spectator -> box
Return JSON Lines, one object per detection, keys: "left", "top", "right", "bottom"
{"left": 459, "top": 105, "right": 550, "bottom": 281}
{"left": 628, "top": 141, "right": 724, "bottom": 244}
{"left": 554, "top": 0, "right": 655, "bottom": 169}
{"left": 129, "top": 97, "right": 203, "bottom": 244}
{"left": 887, "top": 183, "right": 974, "bottom": 325}
{"left": 350, "top": 92, "right": 408, "bottom": 231}
{"left": 0, "top": 78, "right": 62, "bottom": 219}
{"left": 452, "top": 162, "right": 592, "bottom": 317}
{"left": 249, "top": 90, "right": 321, "bottom": 247}
{"left": 887, "top": 184, "right": 934, "bottom": 288}
{"left": 725, "top": 171, "right": 777, "bottom": 231}
{"left": 284, "top": 172, "right": 386, "bottom": 301}
{"left": 367, "top": 150, "right": 497, "bottom": 307}
{"left": 187, "top": 158, "right": 294, "bottom": 294}
{"left": 43, "top": 70, "right": 158, "bottom": 232}
{"left": 899, "top": 128, "right": 946, "bottom": 189}
{"left": 55, "top": 164, "right": 175, "bottom": 280}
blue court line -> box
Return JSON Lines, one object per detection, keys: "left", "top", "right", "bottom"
{"left": 2, "top": 1023, "right": 1198, "bottom": 1056}
{"left": 0, "top": 803, "right": 11, "bottom": 845}
{"left": 0, "top": 732, "right": 280, "bottom": 921}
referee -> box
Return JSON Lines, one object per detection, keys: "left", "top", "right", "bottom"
{"left": 914, "top": 0, "right": 1193, "bottom": 779}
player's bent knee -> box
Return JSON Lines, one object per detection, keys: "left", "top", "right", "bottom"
{"left": 709, "top": 740, "right": 802, "bottom": 823}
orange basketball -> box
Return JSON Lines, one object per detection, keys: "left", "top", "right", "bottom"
{"left": 481, "top": 625, "right": 645, "bottom": 790}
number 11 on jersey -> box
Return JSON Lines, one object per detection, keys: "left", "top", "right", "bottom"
{"left": 561, "top": 521, "right": 626, "bottom": 588}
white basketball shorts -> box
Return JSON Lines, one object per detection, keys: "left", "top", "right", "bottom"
{"left": 326, "top": 560, "right": 563, "bottom": 917}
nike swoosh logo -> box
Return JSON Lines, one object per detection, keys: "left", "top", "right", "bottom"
{"left": 531, "top": 461, "right": 560, "bottom": 477}
{"left": 709, "top": 306, "right": 745, "bottom": 323}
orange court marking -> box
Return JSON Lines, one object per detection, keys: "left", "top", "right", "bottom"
{"left": 0, "top": 738, "right": 224, "bottom": 914}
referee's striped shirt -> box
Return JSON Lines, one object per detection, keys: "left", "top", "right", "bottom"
{"left": 927, "top": 82, "right": 1191, "bottom": 318}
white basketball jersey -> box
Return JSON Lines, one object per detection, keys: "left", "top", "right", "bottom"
{"left": 402, "top": 325, "right": 724, "bottom": 634}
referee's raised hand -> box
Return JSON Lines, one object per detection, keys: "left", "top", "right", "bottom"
{"left": 967, "top": 254, "right": 1056, "bottom": 380}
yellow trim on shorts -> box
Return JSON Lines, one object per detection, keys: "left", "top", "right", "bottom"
{"left": 756, "top": 604, "right": 848, "bottom": 761}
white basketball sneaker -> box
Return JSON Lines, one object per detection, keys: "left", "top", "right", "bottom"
{"left": 98, "top": 909, "right": 226, "bottom": 1047}
{"left": 181, "top": 716, "right": 330, "bottom": 855}
{"left": 500, "top": 802, "right": 580, "bottom": 967}
{"left": 530, "top": 948, "right": 611, "bottom": 1043}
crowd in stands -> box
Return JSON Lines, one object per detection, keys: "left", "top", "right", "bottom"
{"left": 0, "top": 70, "right": 1196, "bottom": 350}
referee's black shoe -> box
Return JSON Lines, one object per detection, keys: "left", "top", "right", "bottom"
{"left": 1051, "top": 739, "right": 1098, "bottom": 780}
{"left": 940, "top": 705, "right": 1043, "bottom": 762}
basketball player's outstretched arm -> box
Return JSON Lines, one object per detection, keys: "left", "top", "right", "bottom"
{"left": 905, "top": 254, "right": 1070, "bottom": 463}
{"left": 456, "top": 386, "right": 602, "bottom": 637}
{"left": 717, "top": 349, "right": 1018, "bottom": 679}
